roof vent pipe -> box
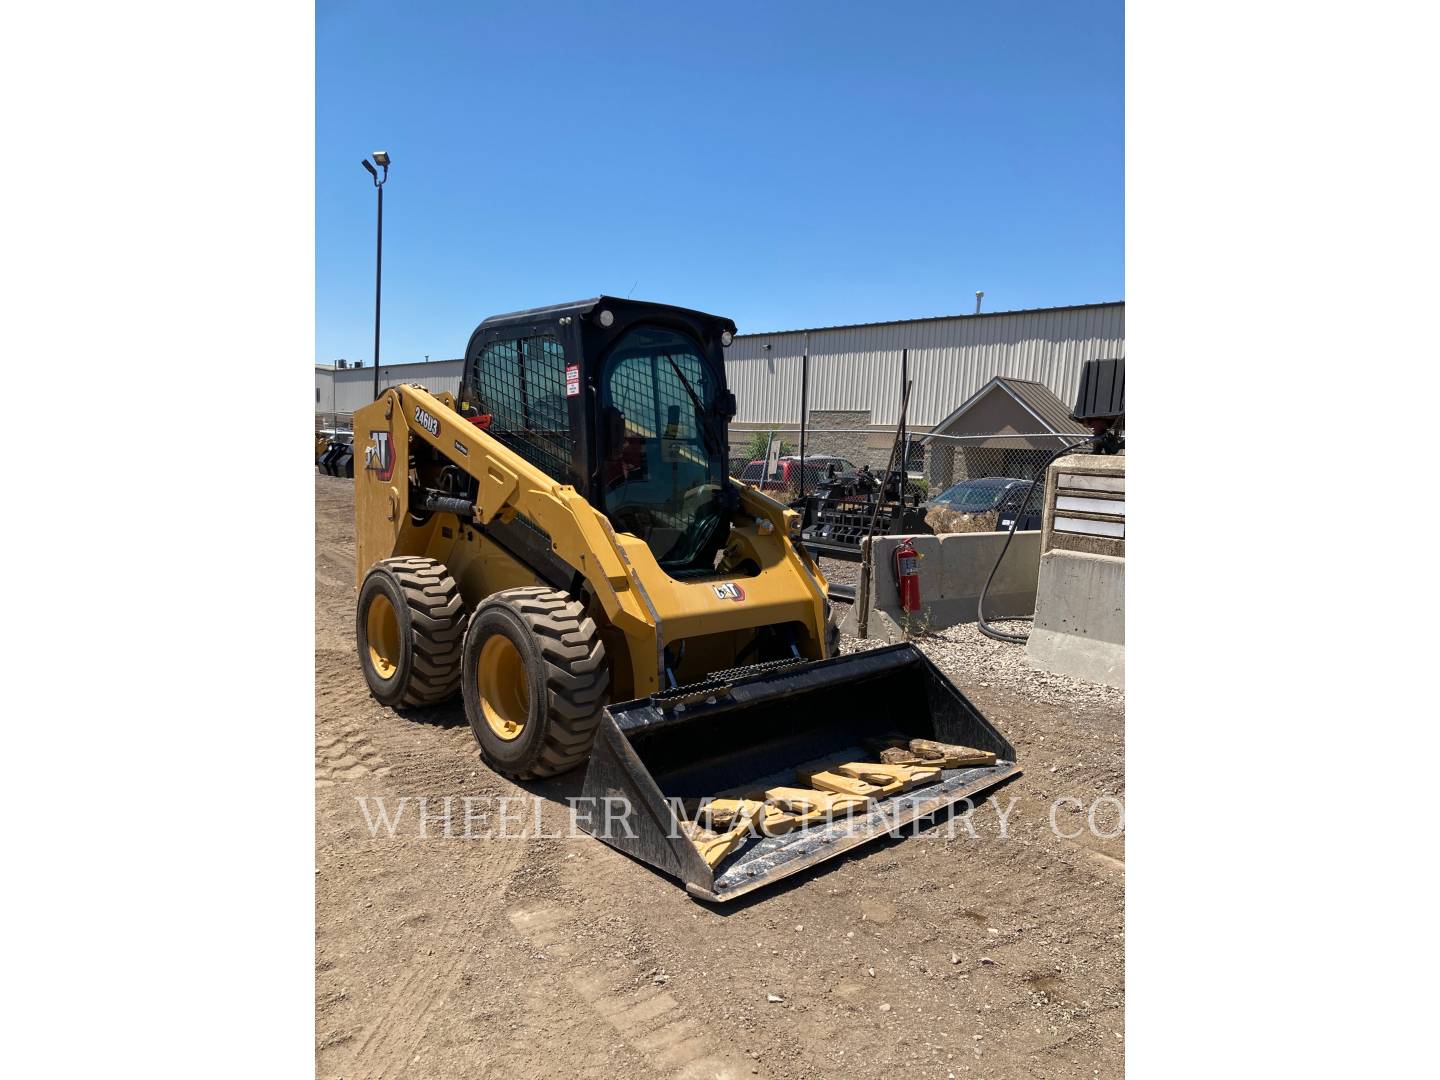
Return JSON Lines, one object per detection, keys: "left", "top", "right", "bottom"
{"left": 975, "top": 291, "right": 984, "bottom": 314}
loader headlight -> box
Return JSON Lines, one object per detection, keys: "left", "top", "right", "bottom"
{"left": 721, "top": 330, "right": 733, "bottom": 347}
{"left": 597, "top": 309, "right": 615, "bottom": 328}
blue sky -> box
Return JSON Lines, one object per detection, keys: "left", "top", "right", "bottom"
{"left": 316, "top": 0, "right": 1122, "bottom": 364}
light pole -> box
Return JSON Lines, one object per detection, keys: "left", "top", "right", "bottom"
{"left": 361, "top": 151, "right": 390, "bottom": 401}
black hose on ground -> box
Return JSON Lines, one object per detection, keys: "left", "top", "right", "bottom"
{"left": 976, "top": 435, "right": 1101, "bottom": 644}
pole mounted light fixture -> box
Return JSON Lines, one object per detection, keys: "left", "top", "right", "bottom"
{"left": 361, "top": 151, "right": 390, "bottom": 400}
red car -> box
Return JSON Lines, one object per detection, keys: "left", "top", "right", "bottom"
{"left": 738, "top": 455, "right": 856, "bottom": 496}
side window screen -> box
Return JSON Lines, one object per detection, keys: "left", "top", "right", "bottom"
{"left": 469, "top": 334, "right": 575, "bottom": 479}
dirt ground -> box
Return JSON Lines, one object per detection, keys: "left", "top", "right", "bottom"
{"left": 316, "top": 475, "right": 1124, "bottom": 1079}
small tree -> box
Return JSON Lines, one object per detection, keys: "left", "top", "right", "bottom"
{"left": 741, "top": 432, "right": 795, "bottom": 461}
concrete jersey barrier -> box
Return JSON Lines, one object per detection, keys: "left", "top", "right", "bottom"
{"left": 839, "top": 531, "right": 1041, "bottom": 643}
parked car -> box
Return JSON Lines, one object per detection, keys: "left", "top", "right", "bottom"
{"left": 738, "top": 454, "right": 857, "bottom": 495}
{"left": 928, "top": 476, "right": 1041, "bottom": 531}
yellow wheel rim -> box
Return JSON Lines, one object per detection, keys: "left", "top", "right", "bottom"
{"left": 366, "top": 592, "right": 401, "bottom": 681}
{"left": 478, "top": 635, "right": 529, "bottom": 741}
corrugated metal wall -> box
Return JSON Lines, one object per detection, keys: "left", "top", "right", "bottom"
{"left": 316, "top": 360, "right": 464, "bottom": 416}
{"left": 315, "top": 304, "right": 1123, "bottom": 427}
{"left": 723, "top": 303, "right": 1124, "bottom": 427}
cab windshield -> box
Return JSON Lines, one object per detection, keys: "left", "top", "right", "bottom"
{"left": 599, "top": 325, "right": 729, "bottom": 572}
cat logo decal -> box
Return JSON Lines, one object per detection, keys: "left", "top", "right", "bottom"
{"left": 363, "top": 430, "right": 395, "bottom": 481}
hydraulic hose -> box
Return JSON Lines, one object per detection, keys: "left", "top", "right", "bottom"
{"left": 975, "top": 434, "right": 1102, "bottom": 644}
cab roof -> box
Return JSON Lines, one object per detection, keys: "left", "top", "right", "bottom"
{"left": 477, "top": 295, "right": 736, "bottom": 334}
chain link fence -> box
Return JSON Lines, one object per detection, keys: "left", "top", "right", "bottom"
{"left": 315, "top": 412, "right": 353, "bottom": 434}
{"left": 317, "top": 409, "right": 1080, "bottom": 533}
{"left": 728, "top": 429, "right": 1085, "bottom": 532}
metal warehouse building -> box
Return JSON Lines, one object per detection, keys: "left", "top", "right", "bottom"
{"left": 316, "top": 301, "right": 1124, "bottom": 452}
{"left": 724, "top": 300, "right": 1124, "bottom": 435}
{"left": 316, "top": 358, "right": 463, "bottom": 422}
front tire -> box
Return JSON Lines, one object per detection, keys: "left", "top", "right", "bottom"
{"left": 462, "top": 587, "right": 609, "bottom": 779}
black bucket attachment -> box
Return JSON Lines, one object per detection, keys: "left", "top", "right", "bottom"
{"left": 317, "top": 440, "right": 354, "bottom": 478}
{"left": 577, "top": 643, "right": 1020, "bottom": 903}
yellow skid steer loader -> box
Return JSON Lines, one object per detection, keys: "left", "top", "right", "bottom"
{"left": 351, "top": 297, "right": 1018, "bottom": 901}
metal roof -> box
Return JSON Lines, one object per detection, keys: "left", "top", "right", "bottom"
{"left": 925, "top": 376, "right": 1090, "bottom": 439}
{"left": 733, "top": 300, "right": 1123, "bottom": 340}
{"left": 1000, "top": 378, "right": 1091, "bottom": 435}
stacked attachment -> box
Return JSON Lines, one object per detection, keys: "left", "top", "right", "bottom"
{"left": 317, "top": 437, "right": 354, "bottom": 477}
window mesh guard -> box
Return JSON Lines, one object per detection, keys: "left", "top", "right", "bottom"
{"left": 469, "top": 335, "right": 576, "bottom": 481}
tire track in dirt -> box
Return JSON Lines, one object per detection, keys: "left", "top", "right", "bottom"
{"left": 316, "top": 727, "right": 393, "bottom": 787}
{"left": 508, "top": 904, "right": 765, "bottom": 1080}
{"left": 314, "top": 647, "right": 540, "bottom": 1080}
{"left": 344, "top": 950, "right": 467, "bottom": 1079}
{"left": 330, "top": 811, "right": 534, "bottom": 1080}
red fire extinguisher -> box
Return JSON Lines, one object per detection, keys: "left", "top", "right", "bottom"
{"left": 893, "top": 537, "right": 922, "bottom": 614}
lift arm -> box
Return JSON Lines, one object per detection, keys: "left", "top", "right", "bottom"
{"left": 354, "top": 383, "right": 653, "bottom": 637}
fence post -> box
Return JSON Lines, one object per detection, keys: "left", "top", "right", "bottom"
{"left": 799, "top": 351, "right": 809, "bottom": 500}
{"left": 855, "top": 537, "right": 872, "bottom": 639}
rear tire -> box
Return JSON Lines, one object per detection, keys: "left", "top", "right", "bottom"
{"left": 356, "top": 557, "right": 465, "bottom": 707}
{"left": 462, "top": 586, "right": 609, "bottom": 779}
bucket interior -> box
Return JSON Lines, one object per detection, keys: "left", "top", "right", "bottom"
{"left": 614, "top": 646, "right": 1014, "bottom": 803}
{"left": 582, "top": 645, "right": 1022, "bottom": 901}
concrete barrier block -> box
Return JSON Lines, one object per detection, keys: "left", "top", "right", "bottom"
{"left": 1025, "top": 550, "right": 1125, "bottom": 689}
{"left": 940, "top": 531, "right": 1039, "bottom": 619}
{"left": 838, "top": 531, "right": 1041, "bottom": 642}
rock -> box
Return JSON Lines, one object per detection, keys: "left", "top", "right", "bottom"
{"left": 950, "top": 952, "right": 961, "bottom": 964}
{"left": 867, "top": 967, "right": 876, "bottom": 977}
{"left": 979, "top": 957, "right": 995, "bottom": 966}
{"left": 767, "top": 993, "right": 784, "bottom": 1003}
{"left": 987, "top": 927, "right": 1000, "bottom": 935}
{"left": 879, "top": 1003, "right": 892, "bottom": 1012}
{"left": 795, "top": 924, "right": 803, "bottom": 932}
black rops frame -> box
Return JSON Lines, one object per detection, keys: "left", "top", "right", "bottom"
{"left": 459, "top": 297, "right": 738, "bottom": 513}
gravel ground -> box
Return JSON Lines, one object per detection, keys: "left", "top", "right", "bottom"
{"left": 816, "top": 555, "right": 861, "bottom": 590}
{"left": 815, "top": 556, "right": 1118, "bottom": 712}
{"left": 848, "top": 620, "right": 1123, "bottom": 711}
